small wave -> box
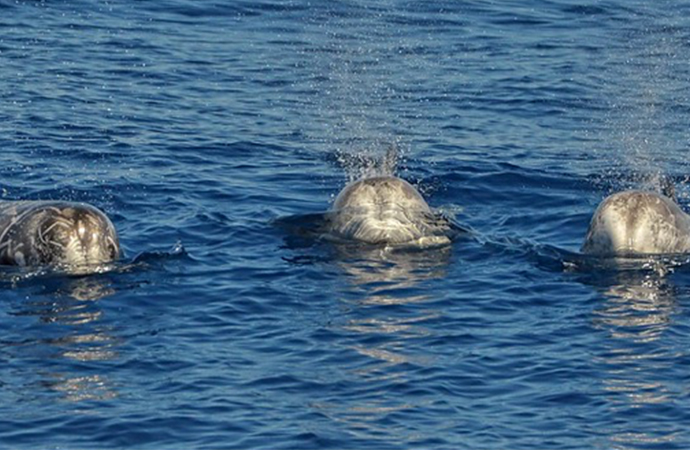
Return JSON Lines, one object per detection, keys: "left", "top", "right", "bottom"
{"left": 0, "top": 241, "right": 189, "bottom": 290}
{"left": 487, "top": 232, "right": 690, "bottom": 279}
{"left": 563, "top": 253, "right": 690, "bottom": 278}
{"left": 130, "top": 241, "right": 189, "bottom": 265}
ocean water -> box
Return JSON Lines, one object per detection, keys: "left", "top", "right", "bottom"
{"left": 1, "top": 0, "right": 690, "bottom": 449}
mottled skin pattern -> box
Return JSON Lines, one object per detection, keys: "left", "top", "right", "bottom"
{"left": 582, "top": 191, "right": 690, "bottom": 256}
{"left": 329, "top": 176, "right": 450, "bottom": 245}
{"left": 0, "top": 201, "right": 120, "bottom": 268}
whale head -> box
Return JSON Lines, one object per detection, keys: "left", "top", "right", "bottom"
{"left": 6, "top": 203, "right": 121, "bottom": 268}
{"left": 329, "top": 176, "right": 439, "bottom": 245}
{"left": 582, "top": 191, "right": 690, "bottom": 256}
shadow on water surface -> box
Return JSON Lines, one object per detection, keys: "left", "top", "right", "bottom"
{"left": 562, "top": 254, "right": 688, "bottom": 449}
{"left": 478, "top": 232, "right": 690, "bottom": 449}
{"left": 328, "top": 246, "right": 453, "bottom": 444}
{"left": 588, "top": 267, "right": 685, "bottom": 449}
{"left": 0, "top": 244, "right": 187, "bottom": 405}
{"left": 280, "top": 216, "right": 457, "bottom": 444}
{"left": 2, "top": 274, "right": 121, "bottom": 403}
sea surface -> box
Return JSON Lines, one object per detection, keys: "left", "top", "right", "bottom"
{"left": 1, "top": 1, "right": 690, "bottom": 449}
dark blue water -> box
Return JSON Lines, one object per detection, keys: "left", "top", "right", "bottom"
{"left": 2, "top": 1, "right": 690, "bottom": 448}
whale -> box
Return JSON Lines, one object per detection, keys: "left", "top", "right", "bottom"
{"left": 582, "top": 190, "right": 690, "bottom": 256}
{"left": 0, "top": 201, "right": 121, "bottom": 268}
{"left": 327, "top": 176, "right": 452, "bottom": 246}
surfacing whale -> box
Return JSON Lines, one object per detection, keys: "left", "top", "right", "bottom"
{"left": 0, "top": 201, "right": 121, "bottom": 269}
{"left": 327, "top": 176, "right": 452, "bottom": 246}
{"left": 582, "top": 190, "right": 690, "bottom": 256}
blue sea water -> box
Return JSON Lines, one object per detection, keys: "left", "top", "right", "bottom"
{"left": 1, "top": 0, "right": 690, "bottom": 448}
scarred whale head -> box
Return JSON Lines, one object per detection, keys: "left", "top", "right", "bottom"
{"left": 582, "top": 191, "right": 690, "bottom": 256}
{"left": 329, "top": 176, "right": 445, "bottom": 245}
{"left": 0, "top": 202, "right": 121, "bottom": 268}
